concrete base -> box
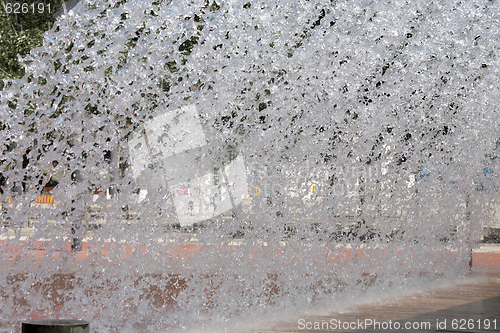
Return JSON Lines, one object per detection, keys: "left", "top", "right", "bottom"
{"left": 22, "top": 320, "right": 89, "bottom": 333}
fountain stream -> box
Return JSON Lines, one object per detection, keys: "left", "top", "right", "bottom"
{"left": 1, "top": 0, "right": 499, "bottom": 332}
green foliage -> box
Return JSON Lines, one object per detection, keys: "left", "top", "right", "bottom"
{"left": 209, "top": 1, "right": 220, "bottom": 12}
{"left": 0, "top": 0, "right": 65, "bottom": 84}
{"left": 178, "top": 36, "right": 199, "bottom": 55}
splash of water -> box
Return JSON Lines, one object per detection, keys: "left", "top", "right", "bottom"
{"left": 1, "top": 0, "right": 499, "bottom": 331}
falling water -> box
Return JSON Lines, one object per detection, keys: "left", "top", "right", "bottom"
{"left": 1, "top": 0, "right": 499, "bottom": 331}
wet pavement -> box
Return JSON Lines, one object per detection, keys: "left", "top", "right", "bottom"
{"left": 252, "top": 244, "right": 500, "bottom": 333}
{"left": 255, "top": 262, "right": 500, "bottom": 333}
{"left": 1, "top": 240, "right": 499, "bottom": 333}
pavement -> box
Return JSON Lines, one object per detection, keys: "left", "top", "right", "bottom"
{"left": 1, "top": 235, "right": 499, "bottom": 333}
{"left": 253, "top": 251, "right": 500, "bottom": 333}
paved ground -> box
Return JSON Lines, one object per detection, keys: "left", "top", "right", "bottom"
{"left": 254, "top": 276, "right": 500, "bottom": 333}
{"left": 1, "top": 239, "right": 498, "bottom": 333}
